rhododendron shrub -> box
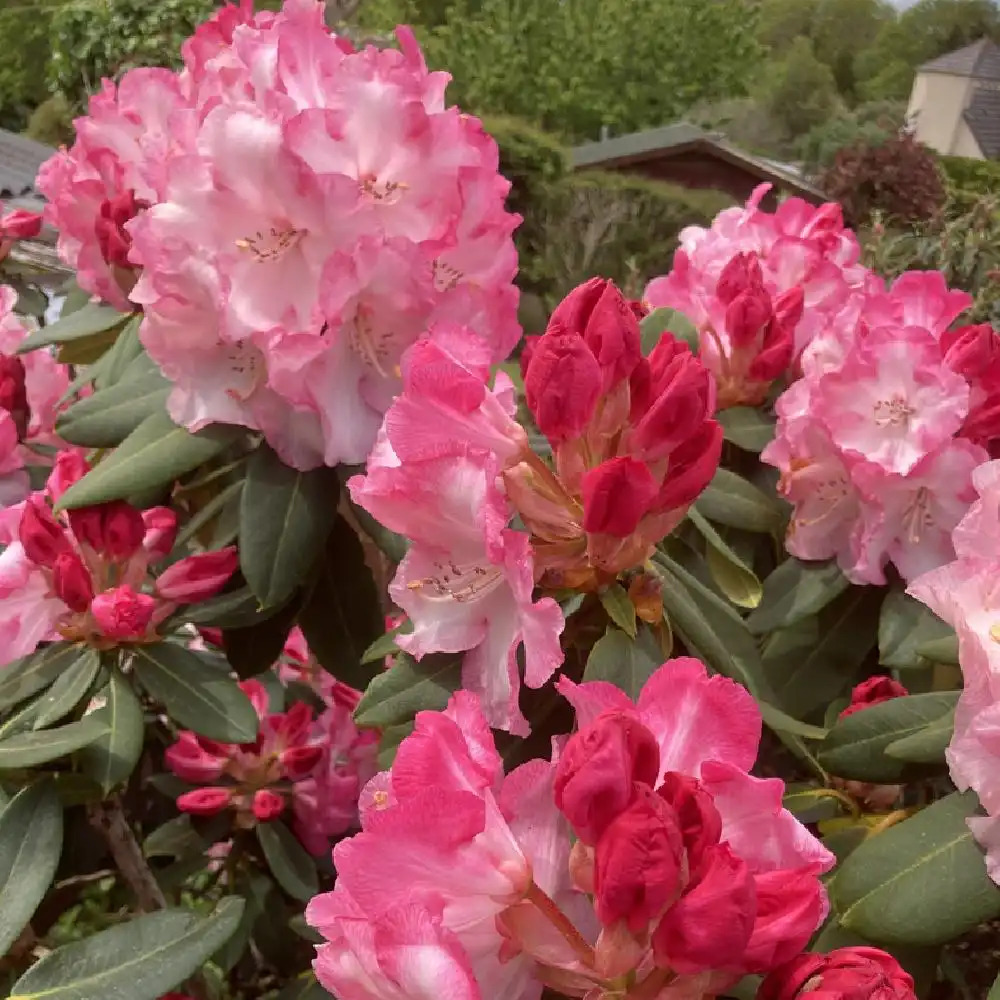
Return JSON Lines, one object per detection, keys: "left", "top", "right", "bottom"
{"left": 1, "top": 3, "right": 998, "bottom": 999}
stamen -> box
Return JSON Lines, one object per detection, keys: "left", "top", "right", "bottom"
{"left": 347, "top": 305, "right": 394, "bottom": 377}
{"left": 872, "top": 394, "right": 915, "bottom": 428}
{"left": 359, "top": 173, "right": 408, "bottom": 203}
{"left": 406, "top": 560, "right": 503, "bottom": 604}
{"left": 235, "top": 226, "right": 303, "bottom": 262}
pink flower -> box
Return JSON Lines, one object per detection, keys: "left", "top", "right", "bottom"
{"left": 89, "top": 586, "right": 157, "bottom": 641}
{"left": 1, "top": 208, "right": 42, "bottom": 241}
{"left": 154, "top": 546, "right": 238, "bottom": 603}
{"left": 758, "top": 946, "right": 916, "bottom": 1000}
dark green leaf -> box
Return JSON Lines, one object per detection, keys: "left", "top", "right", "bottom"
{"left": 223, "top": 592, "right": 301, "bottom": 680}
{"left": 0, "top": 716, "right": 108, "bottom": 769}
{"left": 256, "top": 820, "right": 318, "bottom": 902}
{"left": 695, "top": 468, "right": 784, "bottom": 535}
{"left": 18, "top": 302, "right": 129, "bottom": 353}
{"left": 884, "top": 709, "right": 955, "bottom": 763}
{"left": 80, "top": 670, "right": 146, "bottom": 794}
{"left": 240, "top": 444, "right": 341, "bottom": 609}
{"left": 9, "top": 898, "right": 245, "bottom": 1000}
{"left": 32, "top": 650, "right": 101, "bottom": 730}
{"left": 143, "top": 816, "right": 202, "bottom": 860}
{"left": 689, "top": 507, "right": 762, "bottom": 609}
{"left": 0, "top": 782, "right": 63, "bottom": 956}
{"left": 298, "top": 515, "right": 384, "bottom": 690}
{"left": 583, "top": 625, "right": 660, "bottom": 699}
{"left": 916, "top": 635, "right": 960, "bottom": 666}
{"left": 377, "top": 722, "right": 414, "bottom": 769}
{"left": 748, "top": 558, "right": 850, "bottom": 635}
{"left": 361, "top": 628, "right": 407, "bottom": 667}
{"left": 639, "top": 306, "right": 698, "bottom": 354}
{"left": 819, "top": 692, "right": 959, "bottom": 782}
{"left": 173, "top": 481, "right": 243, "bottom": 550}
{"left": 94, "top": 316, "right": 145, "bottom": 390}
{"left": 989, "top": 972, "right": 1000, "bottom": 1000}
{"left": 598, "top": 583, "right": 637, "bottom": 637}
{"left": 55, "top": 411, "right": 241, "bottom": 512}
{"left": 782, "top": 785, "right": 848, "bottom": 823}
{"left": 355, "top": 652, "right": 462, "bottom": 729}
{"left": 832, "top": 792, "right": 1000, "bottom": 945}
{"left": 757, "top": 702, "right": 827, "bottom": 740}
{"left": 717, "top": 406, "right": 776, "bottom": 452}
{"left": 0, "top": 643, "right": 84, "bottom": 712}
{"left": 878, "top": 588, "right": 954, "bottom": 670}
{"left": 277, "top": 976, "right": 333, "bottom": 1000}
{"left": 182, "top": 585, "right": 283, "bottom": 629}
{"left": 57, "top": 373, "right": 171, "bottom": 449}
{"left": 132, "top": 642, "right": 258, "bottom": 743}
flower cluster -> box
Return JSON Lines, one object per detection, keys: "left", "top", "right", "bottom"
{"left": 0, "top": 450, "right": 236, "bottom": 662}
{"left": 307, "top": 658, "right": 836, "bottom": 1000}
{"left": 39, "top": 0, "right": 520, "bottom": 471}
{"left": 169, "top": 629, "right": 377, "bottom": 852}
{"left": 759, "top": 946, "right": 916, "bottom": 1000}
{"left": 908, "top": 459, "right": 1000, "bottom": 885}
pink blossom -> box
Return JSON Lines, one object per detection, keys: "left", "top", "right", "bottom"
{"left": 89, "top": 585, "right": 156, "bottom": 641}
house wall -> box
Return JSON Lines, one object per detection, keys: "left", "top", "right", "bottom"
{"left": 952, "top": 119, "right": 986, "bottom": 158}
{"left": 908, "top": 70, "right": 978, "bottom": 157}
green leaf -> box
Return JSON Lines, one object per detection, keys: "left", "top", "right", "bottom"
{"left": 222, "top": 591, "right": 301, "bottom": 680}
{"left": 56, "top": 372, "right": 170, "bottom": 448}
{"left": 0, "top": 643, "right": 84, "bottom": 712}
{"left": 748, "top": 558, "right": 850, "bottom": 635}
{"left": 277, "top": 975, "right": 333, "bottom": 1000}
{"left": 0, "top": 782, "right": 63, "bottom": 956}
{"left": 695, "top": 468, "right": 784, "bottom": 535}
{"left": 689, "top": 507, "right": 762, "bottom": 609}
{"left": 181, "top": 585, "right": 281, "bottom": 629}
{"left": 782, "top": 785, "right": 848, "bottom": 823}
{"left": 361, "top": 625, "right": 409, "bottom": 667}
{"left": 239, "top": 444, "right": 341, "bottom": 609}
{"left": 716, "top": 406, "right": 776, "bottom": 452}
{"left": 355, "top": 652, "right": 463, "bottom": 729}
{"left": 915, "top": 634, "right": 960, "bottom": 666}
{"left": 132, "top": 642, "right": 258, "bottom": 743}
{"left": 819, "top": 692, "right": 959, "bottom": 782}
{"left": 832, "top": 791, "right": 1000, "bottom": 945}
{"left": 884, "top": 709, "right": 955, "bottom": 763}
{"left": 583, "top": 625, "right": 661, "bottom": 699}
{"left": 757, "top": 702, "right": 827, "bottom": 741}
{"left": 32, "top": 650, "right": 101, "bottom": 730}
{"left": 9, "top": 898, "right": 245, "bottom": 1000}
{"left": 989, "top": 971, "right": 1000, "bottom": 1000}
{"left": 377, "top": 722, "right": 414, "bottom": 769}
{"left": 143, "top": 816, "right": 202, "bottom": 860}
{"left": 639, "top": 306, "right": 698, "bottom": 354}
{"left": 0, "top": 716, "right": 108, "bottom": 769}
{"left": 80, "top": 670, "right": 146, "bottom": 794}
{"left": 298, "top": 515, "right": 385, "bottom": 690}
{"left": 94, "top": 316, "right": 145, "bottom": 390}
{"left": 598, "top": 583, "right": 637, "bottom": 637}
{"left": 55, "top": 410, "right": 241, "bottom": 512}
{"left": 878, "top": 588, "right": 955, "bottom": 670}
{"left": 256, "top": 820, "right": 319, "bottom": 902}
{"left": 18, "top": 302, "right": 130, "bottom": 354}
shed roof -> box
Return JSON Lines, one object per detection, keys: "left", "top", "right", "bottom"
{"left": 919, "top": 38, "right": 1000, "bottom": 80}
{"left": 0, "top": 129, "right": 55, "bottom": 199}
{"left": 964, "top": 85, "right": 1000, "bottom": 158}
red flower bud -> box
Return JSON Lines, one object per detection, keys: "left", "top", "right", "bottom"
{"left": 839, "top": 676, "right": 909, "bottom": 719}
{"left": 652, "top": 843, "right": 755, "bottom": 975}
{"left": 554, "top": 710, "right": 660, "bottom": 845}
{"left": 581, "top": 456, "right": 659, "bottom": 538}
{"left": 519, "top": 335, "right": 540, "bottom": 383}
{"left": 252, "top": 789, "right": 286, "bottom": 821}
{"left": 142, "top": 506, "right": 178, "bottom": 559}
{"left": 657, "top": 772, "right": 722, "bottom": 872}
{"left": 652, "top": 420, "right": 723, "bottom": 515}
{"left": 177, "top": 787, "right": 233, "bottom": 816}
{"left": 47, "top": 451, "right": 90, "bottom": 503}
{"left": 68, "top": 501, "right": 145, "bottom": 559}
{"left": 165, "top": 731, "right": 228, "bottom": 784}
{"left": 95, "top": 190, "right": 143, "bottom": 268}
{"left": 524, "top": 332, "right": 601, "bottom": 444}
{"left": 52, "top": 551, "right": 95, "bottom": 612}
{"left": 741, "top": 867, "right": 827, "bottom": 973}
{"left": 0, "top": 354, "right": 29, "bottom": 440}
{"left": 1, "top": 208, "right": 42, "bottom": 240}
{"left": 726, "top": 288, "right": 772, "bottom": 348}
{"left": 758, "top": 946, "right": 916, "bottom": 1000}
{"left": 280, "top": 744, "right": 324, "bottom": 780}
{"left": 716, "top": 252, "right": 764, "bottom": 306}
{"left": 90, "top": 585, "right": 156, "bottom": 641}
{"left": 18, "top": 498, "right": 68, "bottom": 567}
{"left": 155, "top": 547, "right": 238, "bottom": 603}
{"left": 594, "top": 784, "right": 684, "bottom": 932}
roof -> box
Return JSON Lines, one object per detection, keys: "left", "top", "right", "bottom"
{"left": 571, "top": 122, "right": 825, "bottom": 202}
{"left": 964, "top": 85, "right": 1000, "bottom": 158}
{"left": 919, "top": 38, "right": 1000, "bottom": 80}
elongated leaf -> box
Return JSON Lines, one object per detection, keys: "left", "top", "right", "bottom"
{"left": 0, "top": 715, "right": 108, "bottom": 768}
{"left": 55, "top": 411, "right": 241, "bottom": 512}
{"left": 377, "top": 722, "right": 415, "bottom": 769}
{"left": 757, "top": 702, "right": 827, "bottom": 741}
{"left": 132, "top": 643, "right": 258, "bottom": 742}
{"left": 916, "top": 634, "right": 960, "bottom": 666}
{"left": 832, "top": 791, "right": 1000, "bottom": 945}
{"left": 18, "top": 302, "right": 129, "bottom": 353}
{"left": 695, "top": 469, "right": 783, "bottom": 535}
{"left": 80, "top": 670, "right": 146, "bottom": 793}
{"left": 639, "top": 307, "right": 699, "bottom": 354}
{"left": 0, "top": 643, "right": 84, "bottom": 712}
{"left": 10, "top": 897, "right": 245, "bottom": 1000}
{"left": 598, "top": 584, "right": 637, "bottom": 637}
{"left": 240, "top": 444, "right": 340, "bottom": 609}
{"left": 223, "top": 593, "right": 301, "bottom": 680}
{"left": 355, "top": 652, "right": 462, "bottom": 729}
{"left": 361, "top": 624, "right": 410, "bottom": 666}
{"left": 819, "top": 692, "right": 959, "bottom": 782}
{"left": 32, "top": 650, "right": 101, "bottom": 730}
{"left": 182, "top": 585, "right": 284, "bottom": 629}
{"left": 57, "top": 373, "right": 170, "bottom": 448}
{"left": 878, "top": 588, "right": 954, "bottom": 670}
{"left": 782, "top": 786, "right": 848, "bottom": 823}
{"left": 716, "top": 406, "right": 776, "bottom": 452}
{"left": 298, "top": 515, "right": 384, "bottom": 691}
{"left": 0, "top": 782, "right": 63, "bottom": 956}
{"left": 94, "top": 316, "right": 145, "bottom": 390}
{"left": 584, "top": 625, "right": 661, "bottom": 699}
{"left": 256, "top": 820, "right": 319, "bottom": 902}
{"left": 278, "top": 976, "right": 334, "bottom": 1000}
{"left": 748, "top": 558, "right": 850, "bottom": 635}
{"left": 884, "top": 709, "right": 955, "bottom": 763}
{"left": 689, "top": 508, "right": 762, "bottom": 609}
{"left": 989, "top": 972, "right": 1000, "bottom": 1000}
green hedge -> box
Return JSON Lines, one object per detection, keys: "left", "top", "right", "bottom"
{"left": 938, "top": 155, "right": 1000, "bottom": 195}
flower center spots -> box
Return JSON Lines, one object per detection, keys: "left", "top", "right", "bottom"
{"left": 433, "top": 259, "right": 464, "bottom": 292}
{"left": 221, "top": 341, "right": 265, "bottom": 401}
{"left": 901, "top": 486, "right": 934, "bottom": 544}
{"left": 235, "top": 226, "right": 303, "bottom": 262}
{"left": 873, "top": 394, "right": 915, "bottom": 428}
{"left": 990, "top": 623, "right": 1000, "bottom": 643}
{"left": 359, "top": 173, "right": 407, "bottom": 204}
{"left": 407, "top": 559, "right": 504, "bottom": 604}
{"left": 348, "top": 304, "right": 395, "bottom": 377}
{"left": 372, "top": 790, "right": 390, "bottom": 809}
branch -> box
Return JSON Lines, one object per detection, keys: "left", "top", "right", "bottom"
{"left": 87, "top": 797, "right": 167, "bottom": 913}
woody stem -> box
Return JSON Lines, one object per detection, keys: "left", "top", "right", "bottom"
{"left": 525, "top": 880, "right": 595, "bottom": 968}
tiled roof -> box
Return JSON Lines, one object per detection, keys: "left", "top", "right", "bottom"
{"left": 920, "top": 38, "right": 1000, "bottom": 80}
{"left": 964, "top": 85, "right": 1000, "bottom": 158}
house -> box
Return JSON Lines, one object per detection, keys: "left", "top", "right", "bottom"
{"left": 570, "top": 123, "right": 826, "bottom": 209}
{"left": 906, "top": 38, "right": 1000, "bottom": 159}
